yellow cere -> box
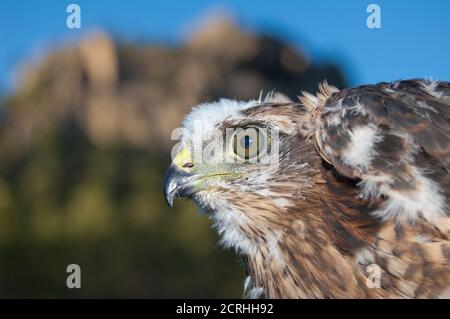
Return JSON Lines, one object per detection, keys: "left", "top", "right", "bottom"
{"left": 173, "top": 148, "right": 193, "bottom": 170}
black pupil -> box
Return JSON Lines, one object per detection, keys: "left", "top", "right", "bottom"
{"left": 243, "top": 135, "right": 251, "bottom": 149}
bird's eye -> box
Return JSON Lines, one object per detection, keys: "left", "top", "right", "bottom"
{"left": 231, "top": 126, "right": 269, "bottom": 162}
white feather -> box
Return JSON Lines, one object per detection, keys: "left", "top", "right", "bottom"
{"left": 342, "top": 125, "right": 382, "bottom": 170}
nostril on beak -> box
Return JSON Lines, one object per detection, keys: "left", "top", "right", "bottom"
{"left": 182, "top": 162, "right": 194, "bottom": 168}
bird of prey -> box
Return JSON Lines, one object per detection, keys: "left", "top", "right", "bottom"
{"left": 163, "top": 79, "right": 450, "bottom": 298}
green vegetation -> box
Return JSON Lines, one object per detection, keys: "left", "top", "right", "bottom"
{"left": 0, "top": 123, "right": 243, "bottom": 297}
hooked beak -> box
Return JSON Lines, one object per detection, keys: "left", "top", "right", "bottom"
{"left": 163, "top": 164, "right": 199, "bottom": 207}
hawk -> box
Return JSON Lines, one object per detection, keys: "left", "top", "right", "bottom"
{"left": 163, "top": 79, "right": 450, "bottom": 298}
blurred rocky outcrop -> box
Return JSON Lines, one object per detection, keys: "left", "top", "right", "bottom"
{"left": 0, "top": 17, "right": 346, "bottom": 162}
{"left": 0, "top": 16, "right": 348, "bottom": 298}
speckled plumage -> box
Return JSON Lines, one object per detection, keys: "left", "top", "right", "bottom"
{"left": 164, "top": 79, "right": 450, "bottom": 298}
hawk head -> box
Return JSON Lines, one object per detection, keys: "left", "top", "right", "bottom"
{"left": 163, "top": 96, "right": 322, "bottom": 255}
{"left": 162, "top": 80, "right": 450, "bottom": 299}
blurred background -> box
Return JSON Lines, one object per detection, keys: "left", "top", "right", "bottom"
{"left": 0, "top": 1, "right": 449, "bottom": 298}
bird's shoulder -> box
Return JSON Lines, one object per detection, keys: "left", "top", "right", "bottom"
{"left": 300, "top": 79, "right": 450, "bottom": 226}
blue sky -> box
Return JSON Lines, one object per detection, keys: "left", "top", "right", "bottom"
{"left": 0, "top": 0, "right": 449, "bottom": 93}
